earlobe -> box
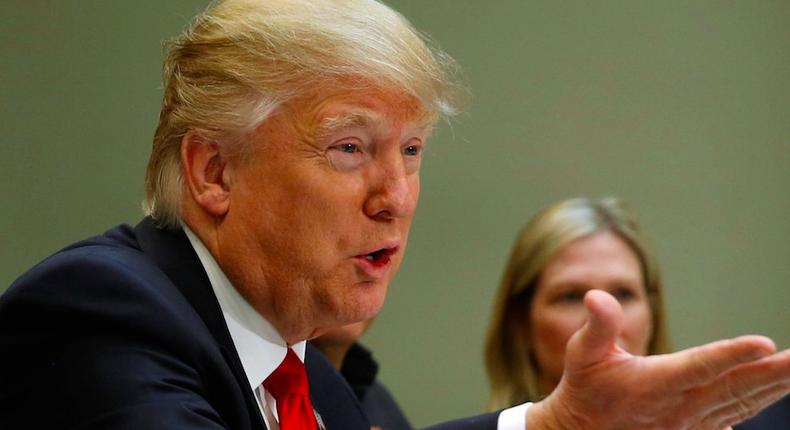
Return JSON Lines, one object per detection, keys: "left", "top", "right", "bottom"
{"left": 181, "top": 130, "right": 231, "bottom": 218}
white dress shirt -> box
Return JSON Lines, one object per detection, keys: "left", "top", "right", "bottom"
{"left": 184, "top": 226, "right": 530, "bottom": 430}
{"left": 185, "top": 226, "right": 303, "bottom": 430}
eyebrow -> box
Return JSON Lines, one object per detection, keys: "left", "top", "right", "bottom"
{"left": 314, "top": 110, "right": 384, "bottom": 140}
{"left": 313, "top": 109, "right": 435, "bottom": 142}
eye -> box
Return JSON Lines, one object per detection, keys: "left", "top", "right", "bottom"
{"left": 401, "top": 141, "right": 424, "bottom": 174}
{"left": 558, "top": 290, "right": 585, "bottom": 303}
{"left": 327, "top": 139, "right": 367, "bottom": 171}
{"left": 613, "top": 287, "right": 636, "bottom": 302}
{"left": 403, "top": 144, "right": 421, "bottom": 156}
{"left": 336, "top": 142, "right": 360, "bottom": 153}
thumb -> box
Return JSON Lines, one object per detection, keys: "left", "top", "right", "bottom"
{"left": 565, "top": 289, "right": 624, "bottom": 370}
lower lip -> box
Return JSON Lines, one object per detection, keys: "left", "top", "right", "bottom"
{"left": 354, "top": 254, "right": 393, "bottom": 279}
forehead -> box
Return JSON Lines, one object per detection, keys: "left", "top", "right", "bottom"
{"left": 542, "top": 232, "right": 642, "bottom": 281}
{"left": 289, "top": 86, "right": 435, "bottom": 133}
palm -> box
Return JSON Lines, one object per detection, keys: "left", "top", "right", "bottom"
{"left": 529, "top": 290, "right": 790, "bottom": 430}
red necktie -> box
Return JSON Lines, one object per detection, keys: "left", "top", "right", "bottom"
{"left": 263, "top": 348, "right": 318, "bottom": 430}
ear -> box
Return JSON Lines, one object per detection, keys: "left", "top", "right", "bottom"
{"left": 181, "top": 130, "right": 232, "bottom": 218}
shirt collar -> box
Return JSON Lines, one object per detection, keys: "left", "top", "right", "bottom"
{"left": 182, "top": 225, "right": 306, "bottom": 390}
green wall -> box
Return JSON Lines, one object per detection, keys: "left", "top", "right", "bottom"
{"left": 2, "top": 1, "right": 789, "bottom": 427}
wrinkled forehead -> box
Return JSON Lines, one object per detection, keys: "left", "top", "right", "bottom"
{"left": 285, "top": 84, "right": 437, "bottom": 136}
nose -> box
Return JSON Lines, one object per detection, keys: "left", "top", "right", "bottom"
{"left": 363, "top": 158, "right": 418, "bottom": 221}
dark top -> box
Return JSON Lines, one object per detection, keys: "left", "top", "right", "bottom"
{"left": 735, "top": 394, "right": 790, "bottom": 430}
{"left": 0, "top": 218, "right": 500, "bottom": 430}
{"left": 339, "top": 342, "right": 413, "bottom": 430}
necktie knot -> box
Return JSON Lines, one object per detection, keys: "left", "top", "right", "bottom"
{"left": 264, "top": 348, "right": 310, "bottom": 397}
{"left": 263, "top": 348, "right": 317, "bottom": 430}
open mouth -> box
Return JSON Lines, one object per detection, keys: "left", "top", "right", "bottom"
{"left": 359, "top": 246, "right": 398, "bottom": 268}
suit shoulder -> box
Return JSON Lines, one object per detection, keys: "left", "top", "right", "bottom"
{"left": 6, "top": 223, "right": 167, "bottom": 301}
{"left": 0, "top": 224, "right": 238, "bottom": 429}
{"left": 0, "top": 223, "right": 201, "bottom": 339}
{"left": 0, "top": 223, "right": 220, "bottom": 392}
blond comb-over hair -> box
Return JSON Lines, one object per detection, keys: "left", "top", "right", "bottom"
{"left": 144, "top": 0, "right": 464, "bottom": 228}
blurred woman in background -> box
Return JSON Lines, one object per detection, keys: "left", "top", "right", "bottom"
{"left": 484, "top": 197, "right": 672, "bottom": 409}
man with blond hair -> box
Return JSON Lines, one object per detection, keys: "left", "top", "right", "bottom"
{"left": 1, "top": 1, "right": 788, "bottom": 429}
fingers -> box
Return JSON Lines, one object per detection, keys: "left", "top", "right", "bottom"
{"left": 565, "top": 289, "right": 624, "bottom": 369}
{"left": 660, "top": 336, "right": 776, "bottom": 391}
{"left": 708, "top": 383, "right": 789, "bottom": 429}
{"left": 699, "top": 349, "right": 790, "bottom": 425}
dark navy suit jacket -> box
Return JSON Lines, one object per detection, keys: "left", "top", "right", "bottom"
{"left": 0, "top": 218, "right": 499, "bottom": 430}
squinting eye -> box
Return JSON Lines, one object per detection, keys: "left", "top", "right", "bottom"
{"left": 403, "top": 145, "right": 421, "bottom": 156}
{"left": 327, "top": 139, "right": 366, "bottom": 171}
{"left": 338, "top": 143, "right": 359, "bottom": 153}
{"left": 614, "top": 288, "right": 636, "bottom": 302}
{"left": 559, "top": 290, "right": 584, "bottom": 303}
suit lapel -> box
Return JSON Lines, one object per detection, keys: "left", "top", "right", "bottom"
{"left": 306, "top": 344, "right": 371, "bottom": 430}
{"left": 133, "top": 217, "right": 268, "bottom": 430}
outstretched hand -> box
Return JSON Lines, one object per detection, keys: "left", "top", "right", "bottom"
{"left": 527, "top": 289, "right": 790, "bottom": 430}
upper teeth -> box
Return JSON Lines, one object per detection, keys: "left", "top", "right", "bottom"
{"left": 366, "top": 255, "right": 376, "bottom": 261}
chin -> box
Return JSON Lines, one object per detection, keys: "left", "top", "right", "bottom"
{"left": 312, "top": 276, "right": 388, "bottom": 333}
{"left": 341, "top": 284, "right": 387, "bottom": 324}
{"left": 346, "top": 298, "right": 384, "bottom": 325}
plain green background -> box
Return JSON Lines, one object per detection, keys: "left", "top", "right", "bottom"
{"left": 2, "top": 1, "right": 789, "bottom": 427}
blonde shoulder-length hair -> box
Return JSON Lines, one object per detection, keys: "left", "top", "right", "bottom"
{"left": 484, "top": 197, "right": 671, "bottom": 410}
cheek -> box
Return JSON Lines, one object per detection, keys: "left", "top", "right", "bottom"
{"left": 262, "top": 176, "right": 365, "bottom": 258}
{"left": 531, "top": 307, "right": 588, "bottom": 363}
